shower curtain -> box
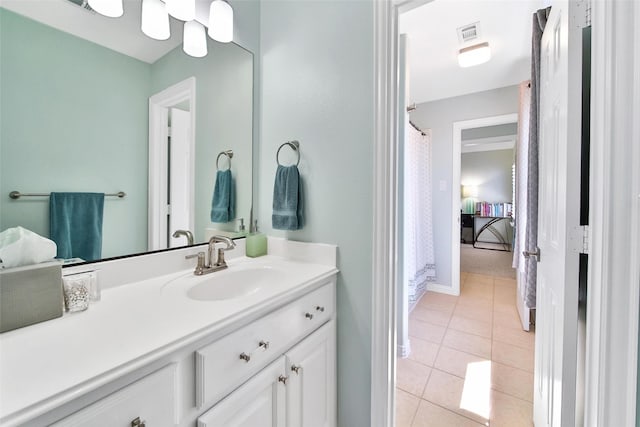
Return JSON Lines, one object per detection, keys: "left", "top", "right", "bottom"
{"left": 513, "top": 81, "right": 531, "bottom": 274}
{"left": 405, "top": 119, "right": 437, "bottom": 310}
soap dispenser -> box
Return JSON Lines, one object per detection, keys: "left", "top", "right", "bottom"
{"left": 236, "top": 218, "right": 248, "bottom": 237}
{"left": 246, "top": 220, "right": 267, "bottom": 257}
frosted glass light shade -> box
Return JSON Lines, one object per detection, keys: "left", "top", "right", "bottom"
{"left": 458, "top": 42, "right": 491, "bottom": 68}
{"left": 208, "top": 0, "right": 233, "bottom": 43}
{"left": 166, "top": 0, "right": 195, "bottom": 22}
{"left": 183, "top": 21, "right": 208, "bottom": 57}
{"left": 141, "top": 0, "right": 170, "bottom": 41}
{"left": 88, "top": 0, "right": 123, "bottom": 17}
{"left": 462, "top": 185, "right": 478, "bottom": 198}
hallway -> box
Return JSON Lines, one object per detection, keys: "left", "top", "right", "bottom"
{"left": 396, "top": 272, "right": 534, "bottom": 426}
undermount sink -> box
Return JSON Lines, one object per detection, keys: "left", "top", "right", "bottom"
{"left": 186, "top": 266, "right": 287, "bottom": 301}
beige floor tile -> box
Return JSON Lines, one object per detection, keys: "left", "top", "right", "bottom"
{"left": 459, "top": 291, "right": 493, "bottom": 305}
{"left": 422, "top": 369, "right": 491, "bottom": 425}
{"left": 493, "top": 325, "right": 535, "bottom": 350}
{"left": 396, "top": 388, "right": 420, "bottom": 427}
{"left": 442, "top": 329, "right": 492, "bottom": 359}
{"left": 409, "top": 318, "right": 447, "bottom": 344}
{"left": 494, "top": 277, "right": 516, "bottom": 288}
{"left": 494, "top": 301, "right": 518, "bottom": 315}
{"left": 494, "top": 290, "right": 516, "bottom": 306}
{"left": 418, "top": 292, "right": 458, "bottom": 312}
{"left": 454, "top": 303, "right": 493, "bottom": 323}
{"left": 434, "top": 346, "right": 489, "bottom": 379}
{"left": 464, "top": 273, "right": 494, "bottom": 286}
{"left": 492, "top": 340, "right": 534, "bottom": 373}
{"left": 493, "top": 308, "right": 522, "bottom": 331}
{"left": 397, "top": 358, "right": 432, "bottom": 397}
{"left": 411, "top": 307, "right": 452, "bottom": 327}
{"left": 490, "top": 390, "right": 534, "bottom": 427}
{"left": 408, "top": 337, "right": 440, "bottom": 367}
{"left": 411, "top": 399, "right": 485, "bottom": 427}
{"left": 491, "top": 362, "right": 534, "bottom": 402}
{"left": 448, "top": 315, "right": 492, "bottom": 338}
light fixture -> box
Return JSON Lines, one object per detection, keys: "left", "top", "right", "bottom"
{"left": 462, "top": 185, "right": 478, "bottom": 198}
{"left": 87, "top": 0, "right": 123, "bottom": 17}
{"left": 208, "top": 0, "right": 234, "bottom": 43}
{"left": 166, "top": 0, "right": 195, "bottom": 22}
{"left": 458, "top": 42, "right": 491, "bottom": 68}
{"left": 183, "top": 21, "right": 208, "bottom": 58}
{"left": 141, "top": 0, "right": 171, "bottom": 40}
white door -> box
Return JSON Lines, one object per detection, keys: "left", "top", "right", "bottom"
{"left": 168, "top": 107, "right": 193, "bottom": 247}
{"left": 533, "top": 1, "right": 582, "bottom": 426}
{"left": 285, "top": 321, "right": 336, "bottom": 427}
{"left": 197, "top": 357, "right": 287, "bottom": 427}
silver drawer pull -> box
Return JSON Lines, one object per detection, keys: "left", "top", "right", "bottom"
{"left": 305, "top": 312, "right": 314, "bottom": 320}
{"left": 239, "top": 352, "right": 251, "bottom": 362}
{"left": 259, "top": 340, "right": 270, "bottom": 350}
{"left": 278, "top": 375, "right": 289, "bottom": 385}
{"left": 291, "top": 364, "right": 302, "bottom": 375}
{"left": 315, "top": 306, "right": 325, "bottom": 312}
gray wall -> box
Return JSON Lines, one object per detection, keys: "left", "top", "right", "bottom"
{"left": 410, "top": 85, "right": 519, "bottom": 288}
{"left": 461, "top": 149, "right": 514, "bottom": 204}
{"left": 259, "top": 1, "right": 374, "bottom": 425}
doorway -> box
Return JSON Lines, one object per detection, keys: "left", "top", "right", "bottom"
{"left": 148, "top": 77, "right": 196, "bottom": 251}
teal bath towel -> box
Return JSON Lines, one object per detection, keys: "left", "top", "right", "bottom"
{"left": 50, "top": 192, "right": 104, "bottom": 261}
{"left": 210, "top": 169, "right": 235, "bottom": 223}
{"left": 272, "top": 165, "right": 303, "bottom": 230}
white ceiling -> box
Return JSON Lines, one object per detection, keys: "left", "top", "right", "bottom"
{"left": 0, "top": 0, "right": 206, "bottom": 63}
{"left": 399, "top": 0, "right": 547, "bottom": 104}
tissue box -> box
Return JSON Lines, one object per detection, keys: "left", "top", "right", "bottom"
{"left": 0, "top": 261, "right": 63, "bottom": 333}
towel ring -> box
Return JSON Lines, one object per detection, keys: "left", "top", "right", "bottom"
{"left": 216, "top": 150, "right": 234, "bottom": 171}
{"left": 276, "top": 140, "right": 300, "bottom": 167}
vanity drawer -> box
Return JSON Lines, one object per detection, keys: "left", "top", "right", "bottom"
{"left": 52, "top": 364, "right": 177, "bottom": 427}
{"left": 195, "top": 281, "right": 334, "bottom": 408}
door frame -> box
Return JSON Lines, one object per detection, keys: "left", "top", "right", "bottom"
{"left": 148, "top": 77, "right": 196, "bottom": 251}
{"left": 451, "top": 113, "right": 518, "bottom": 297}
{"left": 370, "top": 1, "right": 640, "bottom": 427}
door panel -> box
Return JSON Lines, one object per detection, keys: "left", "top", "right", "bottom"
{"left": 168, "top": 108, "right": 193, "bottom": 247}
{"left": 533, "top": 1, "right": 582, "bottom": 426}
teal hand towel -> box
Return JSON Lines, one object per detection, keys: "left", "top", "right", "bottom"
{"left": 49, "top": 192, "right": 104, "bottom": 261}
{"left": 210, "top": 169, "right": 235, "bottom": 223}
{"left": 272, "top": 165, "right": 303, "bottom": 230}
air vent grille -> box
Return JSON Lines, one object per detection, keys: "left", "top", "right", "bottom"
{"left": 457, "top": 22, "right": 481, "bottom": 43}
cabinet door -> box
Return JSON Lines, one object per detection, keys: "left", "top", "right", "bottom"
{"left": 197, "top": 357, "right": 286, "bottom": 427}
{"left": 285, "top": 320, "right": 336, "bottom": 427}
{"left": 52, "top": 364, "right": 177, "bottom": 427}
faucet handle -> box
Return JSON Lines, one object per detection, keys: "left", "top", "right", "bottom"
{"left": 186, "top": 252, "right": 206, "bottom": 274}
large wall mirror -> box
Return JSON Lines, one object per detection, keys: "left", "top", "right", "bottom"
{"left": 0, "top": 0, "right": 253, "bottom": 264}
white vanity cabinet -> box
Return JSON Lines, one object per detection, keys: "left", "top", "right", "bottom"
{"left": 197, "top": 320, "right": 336, "bottom": 427}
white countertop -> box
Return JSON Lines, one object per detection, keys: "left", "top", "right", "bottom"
{"left": 0, "top": 252, "right": 338, "bottom": 425}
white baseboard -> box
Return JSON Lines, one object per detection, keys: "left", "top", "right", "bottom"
{"left": 426, "top": 283, "right": 460, "bottom": 296}
{"left": 397, "top": 341, "right": 411, "bottom": 359}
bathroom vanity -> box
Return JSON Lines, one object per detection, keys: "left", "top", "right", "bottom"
{"left": 0, "top": 239, "right": 338, "bottom": 427}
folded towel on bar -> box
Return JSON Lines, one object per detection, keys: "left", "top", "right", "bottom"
{"left": 0, "top": 226, "right": 57, "bottom": 268}
{"left": 210, "top": 169, "right": 235, "bottom": 223}
{"left": 272, "top": 165, "right": 304, "bottom": 230}
{"left": 50, "top": 192, "right": 104, "bottom": 261}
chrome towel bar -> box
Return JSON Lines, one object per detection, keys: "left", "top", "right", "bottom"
{"left": 9, "top": 191, "right": 126, "bottom": 199}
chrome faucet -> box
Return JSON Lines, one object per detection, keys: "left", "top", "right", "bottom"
{"left": 185, "top": 235, "right": 236, "bottom": 275}
{"left": 172, "top": 229, "right": 194, "bottom": 246}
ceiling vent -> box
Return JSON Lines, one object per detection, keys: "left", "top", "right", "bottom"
{"left": 457, "top": 22, "right": 481, "bottom": 44}
{"left": 65, "top": 0, "right": 95, "bottom": 13}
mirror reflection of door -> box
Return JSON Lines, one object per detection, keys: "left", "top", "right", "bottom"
{"left": 168, "top": 107, "right": 192, "bottom": 248}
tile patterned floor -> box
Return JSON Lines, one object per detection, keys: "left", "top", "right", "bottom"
{"left": 396, "top": 272, "right": 535, "bottom": 427}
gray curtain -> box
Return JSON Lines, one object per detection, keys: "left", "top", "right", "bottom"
{"left": 525, "top": 7, "right": 552, "bottom": 309}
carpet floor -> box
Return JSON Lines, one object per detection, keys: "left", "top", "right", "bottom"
{"left": 460, "top": 243, "right": 516, "bottom": 278}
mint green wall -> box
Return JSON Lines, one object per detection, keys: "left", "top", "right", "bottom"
{"left": 0, "top": 8, "right": 150, "bottom": 258}
{"left": 259, "top": 2, "right": 374, "bottom": 425}
{"left": 150, "top": 42, "right": 253, "bottom": 242}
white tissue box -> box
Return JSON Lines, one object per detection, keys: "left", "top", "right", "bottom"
{"left": 0, "top": 261, "right": 63, "bottom": 333}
